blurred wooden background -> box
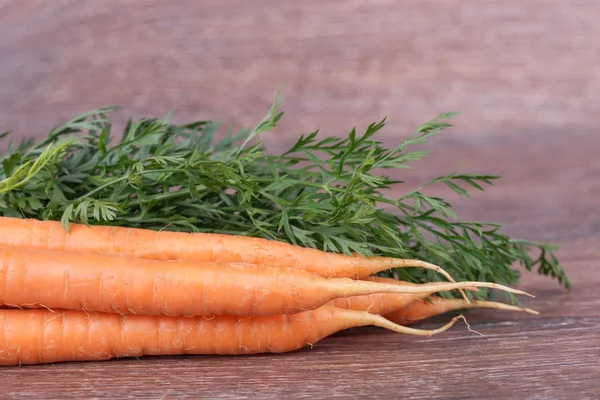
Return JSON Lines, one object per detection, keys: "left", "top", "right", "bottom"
{"left": 0, "top": 0, "right": 598, "bottom": 241}
{"left": 2, "top": 1, "right": 599, "bottom": 138}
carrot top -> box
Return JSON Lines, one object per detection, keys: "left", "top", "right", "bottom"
{"left": 0, "top": 92, "right": 569, "bottom": 302}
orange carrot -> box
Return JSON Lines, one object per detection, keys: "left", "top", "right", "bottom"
{"left": 0, "top": 216, "right": 462, "bottom": 286}
{"left": 385, "top": 296, "right": 539, "bottom": 326}
{"left": 0, "top": 246, "right": 531, "bottom": 317}
{"left": 0, "top": 305, "right": 465, "bottom": 365}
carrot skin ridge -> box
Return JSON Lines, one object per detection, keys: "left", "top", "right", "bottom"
{"left": 0, "top": 306, "right": 464, "bottom": 366}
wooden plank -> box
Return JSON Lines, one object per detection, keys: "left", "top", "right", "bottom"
{"left": 2, "top": 0, "right": 600, "bottom": 140}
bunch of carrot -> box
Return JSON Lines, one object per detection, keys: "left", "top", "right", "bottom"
{"left": 0, "top": 216, "right": 537, "bottom": 366}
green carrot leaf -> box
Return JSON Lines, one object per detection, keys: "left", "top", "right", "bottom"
{"left": 0, "top": 92, "right": 568, "bottom": 301}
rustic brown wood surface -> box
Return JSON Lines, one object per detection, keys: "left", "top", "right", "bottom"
{"left": 1, "top": 1, "right": 599, "bottom": 398}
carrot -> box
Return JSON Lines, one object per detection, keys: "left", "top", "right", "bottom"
{"left": 0, "top": 305, "right": 466, "bottom": 366}
{"left": 0, "top": 216, "right": 464, "bottom": 291}
{"left": 0, "top": 246, "right": 531, "bottom": 317}
{"left": 385, "top": 296, "right": 539, "bottom": 326}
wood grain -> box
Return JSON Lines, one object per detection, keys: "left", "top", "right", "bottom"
{"left": 0, "top": 1, "right": 599, "bottom": 398}
{"left": 1, "top": 0, "right": 600, "bottom": 143}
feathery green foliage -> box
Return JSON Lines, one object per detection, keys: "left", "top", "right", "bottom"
{"left": 0, "top": 93, "right": 569, "bottom": 303}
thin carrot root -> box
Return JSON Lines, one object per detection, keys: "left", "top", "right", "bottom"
{"left": 385, "top": 296, "right": 539, "bottom": 326}
{"left": 456, "top": 299, "right": 539, "bottom": 315}
{"left": 363, "top": 312, "right": 466, "bottom": 337}
{"left": 330, "top": 281, "right": 479, "bottom": 315}
{"left": 361, "top": 257, "right": 471, "bottom": 303}
{"left": 342, "top": 280, "right": 535, "bottom": 299}
{"left": 362, "top": 276, "right": 479, "bottom": 292}
{"left": 327, "top": 278, "right": 535, "bottom": 315}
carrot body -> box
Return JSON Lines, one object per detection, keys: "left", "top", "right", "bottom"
{"left": 385, "top": 297, "right": 539, "bottom": 325}
{"left": 0, "top": 306, "right": 463, "bottom": 365}
{"left": 0, "top": 246, "right": 527, "bottom": 317}
{"left": 0, "top": 216, "right": 456, "bottom": 281}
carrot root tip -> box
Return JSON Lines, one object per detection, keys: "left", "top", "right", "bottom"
{"left": 459, "top": 315, "right": 485, "bottom": 337}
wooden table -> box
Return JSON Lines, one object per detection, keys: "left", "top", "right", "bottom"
{"left": 0, "top": 131, "right": 597, "bottom": 399}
